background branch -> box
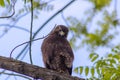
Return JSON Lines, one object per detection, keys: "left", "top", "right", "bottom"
{"left": 0, "top": 0, "right": 16, "bottom": 19}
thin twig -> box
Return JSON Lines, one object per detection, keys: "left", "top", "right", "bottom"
{"left": 0, "top": 72, "right": 31, "bottom": 80}
{"left": 0, "top": 24, "right": 31, "bottom": 33}
{"left": 10, "top": 35, "right": 49, "bottom": 58}
{"left": 0, "top": 33, "right": 6, "bottom": 38}
{"left": 10, "top": 24, "right": 57, "bottom": 58}
{"left": 0, "top": 13, "right": 29, "bottom": 38}
{"left": 19, "top": 25, "right": 57, "bottom": 61}
{"left": 114, "top": 0, "right": 117, "bottom": 14}
{"left": 29, "top": 0, "right": 33, "bottom": 64}
{"left": 0, "top": 0, "right": 16, "bottom": 18}
{"left": 61, "top": 12, "right": 70, "bottom": 27}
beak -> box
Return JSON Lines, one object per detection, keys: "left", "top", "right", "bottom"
{"left": 59, "top": 31, "right": 65, "bottom": 36}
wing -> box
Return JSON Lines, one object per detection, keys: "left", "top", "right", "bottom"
{"left": 52, "top": 39, "right": 74, "bottom": 75}
{"left": 41, "top": 37, "right": 55, "bottom": 69}
{"left": 59, "top": 40, "right": 74, "bottom": 75}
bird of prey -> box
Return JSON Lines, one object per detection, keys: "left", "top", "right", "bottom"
{"left": 41, "top": 25, "right": 74, "bottom": 75}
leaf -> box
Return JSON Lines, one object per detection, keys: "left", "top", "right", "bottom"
{"left": 89, "top": 53, "right": 95, "bottom": 59}
{"left": 80, "top": 66, "right": 83, "bottom": 74}
{"left": 7, "top": 0, "right": 10, "bottom": 4}
{"left": 85, "top": 67, "right": 89, "bottom": 76}
{"left": 96, "top": 68, "right": 100, "bottom": 75}
{"left": 91, "top": 54, "right": 99, "bottom": 62}
{"left": 91, "top": 67, "right": 95, "bottom": 77}
{"left": 24, "top": 0, "right": 26, "bottom": 4}
{"left": 110, "top": 59, "right": 116, "bottom": 64}
{"left": 90, "top": 0, "right": 111, "bottom": 10}
{"left": 108, "top": 54, "right": 113, "bottom": 57}
{"left": 70, "top": 27, "right": 77, "bottom": 33}
{"left": 74, "top": 67, "right": 79, "bottom": 74}
{"left": 0, "top": 0, "right": 5, "bottom": 7}
{"left": 113, "top": 54, "right": 119, "bottom": 60}
{"left": 110, "top": 73, "right": 117, "bottom": 80}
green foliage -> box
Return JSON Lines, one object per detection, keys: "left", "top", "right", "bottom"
{"left": 17, "top": 0, "right": 53, "bottom": 19}
{"left": 80, "top": 66, "right": 83, "bottom": 74}
{"left": 7, "top": 0, "right": 10, "bottom": 4}
{"left": 0, "top": 0, "right": 53, "bottom": 19}
{"left": 74, "top": 45, "right": 120, "bottom": 79}
{"left": 68, "top": 9, "right": 118, "bottom": 50}
{"left": 74, "top": 66, "right": 96, "bottom": 77}
{"left": 91, "top": 67, "right": 95, "bottom": 77}
{"left": 0, "top": 0, "right": 10, "bottom": 7}
{"left": 85, "top": 67, "right": 89, "bottom": 76}
{"left": 67, "top": 16, "right": 88, "bottom": 49}
{"left": 92, "top": 46, "right": 120, "bottom": 80}
{"left": 69, "top": 1, "right": 119, "bottom": 79}
{"left": 0, "top": 0, "right": 5, "bottom": 7}
{"left": 74, "top": 67, "right": 79, "bottom": 74}
{"left": 90, "top": 0, "right": 111, "bottom": 11}
{"left": 89, "top": 53, "right": 99, "bottom": 62}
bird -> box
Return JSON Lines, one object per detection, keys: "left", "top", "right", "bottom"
{"left": 41, "top": 25, "right": 74, "bottom": 75}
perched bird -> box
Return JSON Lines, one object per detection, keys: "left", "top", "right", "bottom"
{"left": 41, "top": 25, "right": 74, "bottom": 75}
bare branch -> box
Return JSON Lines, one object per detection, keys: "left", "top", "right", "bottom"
{"left": 0, "top": 24, "right": 31, "bottom": 33}
{"left": 0, "top": 56, "right": 85, "bottom": 80}
{"left": 61, "top": 12, "right": 70, "bottom": 27}
{"left": 10, "top": 35, "right": 48, "bottom": 58}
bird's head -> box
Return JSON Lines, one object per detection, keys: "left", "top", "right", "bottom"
{"left": 52, "top": 25, "right": 68, "bottom": 38}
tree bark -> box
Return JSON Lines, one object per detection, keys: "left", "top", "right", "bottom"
{"left": 0, "top": 56, "right": 84, "bottom": 80}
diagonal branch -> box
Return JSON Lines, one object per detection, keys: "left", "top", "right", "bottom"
{"left": 0, "top": 56, "right": 84, "bottom": 80}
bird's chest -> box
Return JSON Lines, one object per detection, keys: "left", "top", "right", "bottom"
{"left": 48, "top": 37, "right": 69, "bottom": 54}
{"left": 54, "top": 39, "right": 66, "bottom": 49}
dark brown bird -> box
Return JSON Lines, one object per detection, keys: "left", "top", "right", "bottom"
{"left": 41, "top": 25, "right": 74, "bottom": 75}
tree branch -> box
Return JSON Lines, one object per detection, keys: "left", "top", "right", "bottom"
{"left": 0, "top": 56, "right": 85, "bottom": 80}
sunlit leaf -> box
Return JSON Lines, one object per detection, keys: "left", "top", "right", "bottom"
{"left": 108, "top": 54, "right": 113, "bottom": 57}
{"left": 0, "top": 0, "right": 5, "bottom": 7}
{"left": 91, "top": 54, "right": 99, "bottom": 62}
{"left": 110, "top": 59, "right": 116, "bottom": 64}
{"left": 96, "top": 68, "right": 100, "bottom": 75}
{"left": 7, "top": 0, "right": 10, "bottom": 4}
{"left": 24, "top": 0, "right": 26, "bottom": 4}
{"left": 110, "top": 73, "right": 117, "bottom": 80}
{"left": 80, "top": 66, "right": 83, "bottom": 74}
{"left": 69, "top": 27, "right": 77, "bottom": 33}
{"left": 85, "top": 67, "right": 89, "bottom": 76}
{"left": 91, "top": 67, "right": 95, "bottom": 77}
{"left": 89, "top": 53, "right": 95, "bottom": 59}
{"left": 74, "top": 67, "right": 79, "bottom": 74}
{"left": 90, "top": 0, "right": 111, "bottom": 10}
{"left": 113, "top": 54, "right": 119, "bottom": 60}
